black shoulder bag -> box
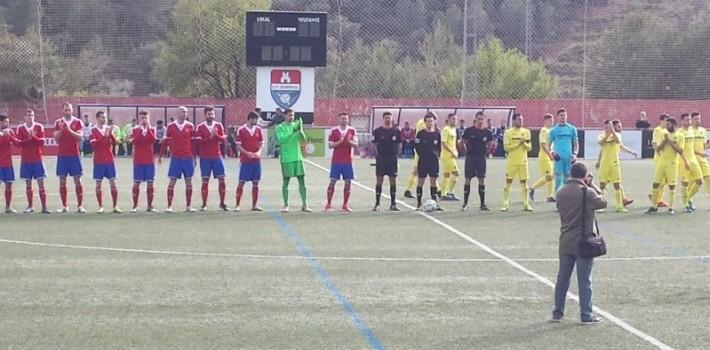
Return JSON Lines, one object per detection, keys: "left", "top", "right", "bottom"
{"left": 578, "top": 186, "right": 607, "bottom": 258}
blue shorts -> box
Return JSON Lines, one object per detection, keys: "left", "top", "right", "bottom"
{"left": 168, "top": 157, "right": 195, "bottom": 179}
{"left": 239, "top": 162, "right": 262, "bottom": 182}
{"left": 200, "top": 158, "right": 226, "bottom": 178}
{"left": 20, "top": 162, "right": 46, "bottom": 180}
{"left": 93, "top": 163, "right": 117, "bottom": 180}
{"left": 133, "top": 164, "right": 155, "bottom": 182}
{"left": 56, "top": 155, "right": 83, "bottom": 177}
{"left": 330, "top": 163, "right": 355, "bottom": 180}
{"left": 554, "top": 156, "right": 572, "bottom": 175}
{"left": 0, "top": 167, "right": 15, "bottom": 183}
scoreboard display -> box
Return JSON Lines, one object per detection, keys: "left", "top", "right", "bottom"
{"left": 246, "top": 11, "right": 327, "bottom": 67}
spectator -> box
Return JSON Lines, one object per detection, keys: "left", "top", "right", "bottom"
{"left": 82, "top": 114, "right": 93, "bottom": 157}
{"left": 108, "top": 119, "right": 121, "bottom": 156}
{"left": 552, "top": 162, "right": 606, "bottom": 324}
{"left": 494, "top": 119, "right": 507, "bottom": 157}
{"left": 456, "top": 119, "right": 466, "bottom": 158}
{"left": 227, "top": 126, "right": 238, "bottom": 158}
{"left": 400, "top": 121, "right": 415, "bottom": 157}
{"left": 486, "top": 119, "right": 498, "bottom": 158}
{"left": 123, "top": 118, "right": 135, "bottom": 156}
{"left": 155, "top": 119, "right": 167, "bottom": 156}
{"left": 635, "top": 111, "right": 651, "bottom": 129}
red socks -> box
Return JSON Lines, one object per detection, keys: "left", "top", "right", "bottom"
{"left": 26, "top": 183, "right": 33, "bottom": 208}
{"left": 201, "top": 182, "right": 209, "bottom": 207}
{"left": 218, "top": 179, "right": 226, "bottom": 205}
{"left": 95, "top": 186, "right": 103, "bottom": 207}
{"left": 132, "top": 184, "right": 140, "bottom": 208}
{"left": 236, "top": 183, "right": 244, "bottom": 206}
{"left": 252, "top": 184, "right": 259, "bottom": 208}
{"left": 4, "top": 187, "right": 10, "bottom": 208}
{"left": 147, "top": 184, "right": 154, "bottom": 208}
{"left": 167, "top": 184, "right": 175, "bottom": 207}
{"left": 110, "top": 184, "right": 118, "bottom": 208}
{"left": 326, "top": 184, "right": 335, "bottom": 206}
{"left": 59, "top": 184, "right": 67, "bottom": 207}
{"left": 343, "top": 183, "right": 351, "bottom": 207}
{"left": 76, "top": 184, "right": 83, "bottom": 207}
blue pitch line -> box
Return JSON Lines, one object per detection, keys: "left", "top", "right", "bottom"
{"left": 265, "top": 204, "right": 384, "bottom": 350}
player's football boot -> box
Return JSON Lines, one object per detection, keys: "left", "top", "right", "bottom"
{"left": 667, "top": 208, "right": 675, "bottom": 215}
{"left": 389, "top": 205, "right": 400, "bottom": 212}
{"left": 322, "top": 204, "right": 332, "bottom": 212}
{"left": 281, "top": 206, "right": 289, "bottom": 213}
{"left": 96, "top": 207, "right": 105, "bottom": 214}
{"left": 112, "top": 207, "right": 122, "bottom": 214}
{"left": 146, "top": 207, "right": 157, "bottom": 213}
{"left": 301, "top": 206, "right": 312, "bottom": 213}
{"left": 683, "top": 206, "right": 694, "bottom": 213}
{"left": 523, "top": 205, "right": 534, "bottom": 212}
{"left": 200, "top": 206, "right": 208, "bottom": 212}
{"left": 40, "top": 208, "right": 51, "bottom": 214}
{"left": 164, "top": 207, "right": 174, "bottom": 213}
{"left": 403, "top": 190, "right": 414, "bottom": 199}
{"left": 233, "top": 206, "right": 241, "bottom": 212}
{"left": 688, "top": 201, "right": 696, "bottom": 211}
{"left": 500, "top": 206, "right": 509, "bottom": 212}
{"left": 56, "top": 207, "right": 68, "bottom": 213}
{"left": 23, "top": 207, "right": 34, "bottom": 214}
{"left": 644, "top": 207, "right": 658, "bottom": 214}
{"left": 461, "top": 205, "right": 469, "bottom": 211}
{"left": 77, "top": 207, "right": 87, "bottom": 214}
{"left": 372, "top": 205, "right": 380, "bottom": 212}
{"left": 448, "top": 194, "right": 460, "bottom": 201}
{"left": 130, "top": 207, "right": 139, "bottom": 213}
{"left": 219, "top": 203, "right": 229, "bottom": 211}
{"left": 480, "top": 204, "right": 490, "bottom": 211}
{"left": 528, "top": 188, "right": 535, "bottom": 202}
{"left": 251, "top": 206, "right": 264, "bottom": 212}
{"left": 5, "top": 207, "right": 17, "bottom": 214}
{"left": 622, "top": 198, "right": 634, "bottom": 207}
{"left": 341, "top": 205, "right": 353, "bottom": 213}
{"left": 185, "top": 207, "right": 197, "bottom": 213}
{"left": 615, "top": 207, "right": 629, "bottom": 213}
{"left": 546, "top": 197, "right": 556, "bottom": 203}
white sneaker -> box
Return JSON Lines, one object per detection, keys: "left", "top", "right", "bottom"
{"left": 96, "top": 207, "right": 105, "bottom": 214}
{"left": 233, "top": 206, "right": 241, "bottom": 212}
{"left": 77, "top": 207, "right": 87, "bottom": 214}
{"left": 281, "top": 206, "right": 290, "bottom": 213}
{"left": 186, "top": 207, "right": 197, "bottom": 213}
{"left": 113, "top": 207, "right": 122, "bottom": 214}
{"left": 5, "top": 208, "right": 18, "bottom": 214}
{"left": 146, "top": 207, "right": 157, "bottom": 213}
{"left": 165, "top": 207, "right": 174, "bottom": 213}
{"left": 56, "top": 207, "right": 68, "bottom": 213}
{"left": 200, "top": 206, "right": 208, "bottom": 212}
{"left": 23, "top": 207, "right": 34, "bottom": 214}
{"left": 130, "top": 207, "right": 139, "bottom": 213}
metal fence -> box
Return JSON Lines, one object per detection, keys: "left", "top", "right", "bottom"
{"left": 2, "top": 0, "right": 710, "bottom": 112}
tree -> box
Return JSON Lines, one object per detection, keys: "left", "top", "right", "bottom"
{"left": 474, "top": 38, "right": 557, "bottom": 98}
{"left": 153, "top": 0, "right": 270, "bottom": 98}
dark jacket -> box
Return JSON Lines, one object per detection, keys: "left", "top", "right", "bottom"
{"left": 555, "top": 178, "right": 607, "bottom": 255}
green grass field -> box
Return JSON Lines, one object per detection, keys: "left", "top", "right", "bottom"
{"left": 1, "top": 156, "right": 708, "bottom": 349}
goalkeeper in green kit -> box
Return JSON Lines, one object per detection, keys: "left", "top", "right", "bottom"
{"left": 275, "top": 109, "right": 311, "bottom": 212}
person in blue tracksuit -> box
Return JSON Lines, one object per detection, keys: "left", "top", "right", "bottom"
{"left": 548, "top": 108, "right": 579, "bottom": 191}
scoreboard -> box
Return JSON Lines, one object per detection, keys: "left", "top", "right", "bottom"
{"left": 246, "top": 11, "right": 327, "bottom": 67}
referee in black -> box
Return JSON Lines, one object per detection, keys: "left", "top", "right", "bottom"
{"left": 460, "top": 111, "right": 494, "bottom": 211}
{"left": 414, "top": 113, "right": 442, "bottom": 210}
{"left": 372, "top": 111, "right": 402, "bottom": 211}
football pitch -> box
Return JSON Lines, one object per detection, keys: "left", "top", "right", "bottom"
{"left": 1, "top": 156, "right": 708, "bottom": 349}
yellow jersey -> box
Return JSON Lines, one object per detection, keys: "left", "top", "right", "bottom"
{"left": 504, "top": 127, "right": 531, "bottom": 165}
{"left": 415, "top": 118, "right": 426, "bottom": 133}
{"left": 652, "top": 126, "right": 666, "bottom": 159}
{"left": 441, "top": 125, "right": 457, "bottom": 160}
{"left": 692, "top": 126, "right": 708, "bottom": 159}
{"left": 538, "top": 126, "right": 551, "bottom": 158}
{"left": 655, "top": 129, "right": 683, "bottom": 164}
{"left": 678, "top": 127, "right": 697, "bottom": 163}
{"left": 598, "top": 132, "right": 621, "bottom": 164}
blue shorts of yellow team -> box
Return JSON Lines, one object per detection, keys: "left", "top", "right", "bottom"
{"left": 330, "top": 163, "right": 355, "bottom": 180}
{"left": 93, "top": 163, "right": 117, "bottom": 180}
{"left": 133, "top": 164, "right": 155, "bottom": 182}
{"left": 679, "top": 161, "right": 702, "bottom": 182}
{"left": 168, "top": 157, "right": 195, "bottom": 179}
{"left": 200, "top": 157, "right": 226, "bottom": 178}
{"left": 0, "top": 166, "right": 15, "bottom": 183}
{"left": 506, "top": 163, "right": 529, "bottom": 180}
{"left": 654, "top": 161, "right": 678, "bottom": 184}
{"left": 20, "top": 162, "right": 46, "bottom": 180}
{"left": 599, "top": 161, "right": 621, "bottom": 184}
{"left": 538, "top": 157, "right": 553, "bottom": 176}
{"left": 56, "top": 155, "right": 83, "bottom": 177}
{"left": 239, "top": 162, "right": 262, "bottom": 182}
{"left": 441, "top": 157, "right": 459, "bottom": 173}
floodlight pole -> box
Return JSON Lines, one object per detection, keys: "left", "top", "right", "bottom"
{"left": 460, "top": 0, "right": 478, "bottom": 106}
{"left": 460, "top": 0, "right": 468, "bottom": 107}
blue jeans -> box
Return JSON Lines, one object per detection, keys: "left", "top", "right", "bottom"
{"left": 553, "top": 253, "right": 595, "bottom": 321}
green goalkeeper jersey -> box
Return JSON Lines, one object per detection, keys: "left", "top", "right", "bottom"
{"left": 276, "top": 119, "right": 306, "bottom": 163}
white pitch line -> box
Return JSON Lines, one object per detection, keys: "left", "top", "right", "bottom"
{"left": 0, "top": 237, "right": 705, "bottom": 263}
{"left": 304, "top": 159, "right": 675, "bottom": 350}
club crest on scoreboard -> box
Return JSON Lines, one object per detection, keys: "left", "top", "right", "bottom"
{"left": 270, "top": 69, "right": 301, "bottom": 109}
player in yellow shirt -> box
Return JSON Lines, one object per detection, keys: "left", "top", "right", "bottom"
{"left": 501, "top": 114, "right": 533, "bottom": 212}
{"left": 691, "top": 112, "right": 710, "bottom": 199}
{"left": 404, "top": 112, "right": 438, "bottom": 198}
{"left": 648, "top": 114, "right": 669, "bottom": 207}
{"left": 646, "top": 117, "right": 690, "bottom": 215}
{"left": 528, "top": 114, "right": 555, "bottom": 203}
{"left": 678, "top": 113, "right": 703, "bottom": 212}
{"left": 440, "top": 113, "right": 460, "bottom": 200}
{"left": 595, "top": 120, "right": 638, "bottom": 212}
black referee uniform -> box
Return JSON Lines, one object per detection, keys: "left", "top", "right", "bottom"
{"left": 372, "top": 126, "right": 401, "bottom": 209}
{"left": 414, "top": 128, "right": 441, "bottom": 208}
{"left": 461, "top": 126, "right": 493, "bottom": 209}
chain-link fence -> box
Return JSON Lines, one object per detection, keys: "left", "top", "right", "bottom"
{"left": 2, "top": 0, "right": 710, "bottom": 123}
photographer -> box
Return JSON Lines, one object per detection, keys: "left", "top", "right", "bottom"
{"left": 552, "top": 162, "right": 606, "bottom": 324}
